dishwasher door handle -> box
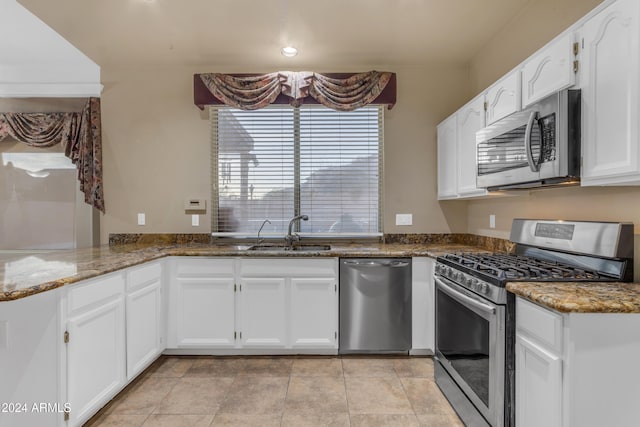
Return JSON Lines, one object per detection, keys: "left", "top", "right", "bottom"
{"left": 343, "top": 260, "right": 410, "bottom": 268}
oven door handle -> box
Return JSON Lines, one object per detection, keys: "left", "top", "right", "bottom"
{"left": 436, "top": 277, "right": 496, "bottom": 315}
{"left": 525, "top": 111, "right": 540, "bottom": 173}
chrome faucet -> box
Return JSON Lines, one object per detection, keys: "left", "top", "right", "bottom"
{"left": 285, "top": 215, "right": 308, "bottom": 247}
{"left": 256, "top": 219, "right": 271, "bottom": 246}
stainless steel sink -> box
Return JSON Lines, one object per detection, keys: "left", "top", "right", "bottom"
{"left": 247, "top": 244, "right": 331, "bottom": 252}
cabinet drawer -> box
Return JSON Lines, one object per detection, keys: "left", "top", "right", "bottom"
{"left": 516, "top": 297, "right": 563, "bottom": 353}
{"left": 240, "top": 258, "right": 337, "bottom": 277}
{"left": 68, "top": 272, "right": 125, "bottom": 315}
{"left": 126, "top": 261, "right": 162, "bottom": 291}
{"left": 174, "top": 257, "right": 235, "bottom": 277}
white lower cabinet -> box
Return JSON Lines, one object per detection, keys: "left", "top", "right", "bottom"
{"left": 290, "top": 277, "right": 337, "bottom": 348}
{"left": 176, "top": 277, "right": 235, "bottom": 347}
{"left": 0, "top": 289, "right": 62, "bottom": 427}
{"left": 65, "top": 272, "right": 126, "bottom": 427}
{"left": 238, "top": 277, "right": 287, "bottom": 347}
{"left": 516, "top": 335, "right": 562, "bottom": 427}
{"left": 411, "top": 257, "right": 434, "bottom": 354}
{"left": 168, "top": 257, "right": 236, "bottom": 348}
{"left": 125, "top": 261, "right": 163, "bottom": 380}
{"left": 238, "top": 258, "right": 338, "bottom": 351}
{"left": 515, "top": 296, "right": 640, "bottom": 427}
{"left": 167, "top": 257, "right": 339, "bottom": 353}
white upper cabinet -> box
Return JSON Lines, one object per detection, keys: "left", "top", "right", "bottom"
{"left": 437, "top": 114, "right": 458, "bottom": 199}
{"left": 580, "top": 0, "right": 640, "bottom": 185}
{"left": 437, "top": 96, "right": 488, "bottom": 200}
{"left": 521, "top": 31, "right": 578, "bottom": 108}
{"left": 485, "top": 69, "right": 521, "bottom": 125}
{"left": 456, "top": 95, "right": 487, "bottom": 197}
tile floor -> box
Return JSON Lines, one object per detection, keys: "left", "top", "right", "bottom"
{"left": 85, "top": 356, "right": 463, "bottom": 427}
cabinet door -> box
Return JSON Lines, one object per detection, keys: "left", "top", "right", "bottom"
{"left": 516, "top": 335, "right": 562, "bottom": 427}
{"left": 175, "top": 277, "right": 235, "bottom": 347}
{"left": 456, "top": 95, "right": 487, "bottom": 197}
{"left": 411, "top": 257, "right": 434, "bottom": 353}
{"left": 67, "top": 297, "right": 125, "bottom": 426}
{"left": 126, "top": 279, "right": 162, "bottom": 380}
{"left": 290, "top": 278, "right": 338, "bottom": 348}
{"left": 437, "top": 114, "right": 458, "bottom": 199}
{"left": 522, "top": 31, "right": 576, "bottom": 108}
{"left": 581, "top": 0, "right": 640, "bottom": 185}
{"left": 486, "top": 70, "right": 521, "bottom": 125}
{"left": 239, "top": 277, "right": 287, "bottom": 347}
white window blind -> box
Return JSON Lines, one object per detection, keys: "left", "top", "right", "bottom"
{"left": 210, "top": 104, "right": 383, "bottom": 237}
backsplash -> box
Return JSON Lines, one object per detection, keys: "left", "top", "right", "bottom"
{"left": 108, "top": 233, "right": 212, "bottom": 246}
{"left": 109, "top": 232, "right": 514, "bottom": 253}
{"left": 383, "top": 233, "right": 514, "bottom": 253}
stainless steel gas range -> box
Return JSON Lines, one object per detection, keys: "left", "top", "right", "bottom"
{"left": 434, "top": 219, "right": 634, "bottom": 427}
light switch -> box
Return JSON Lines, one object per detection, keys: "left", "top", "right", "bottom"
{"left": 191, "top": 215, "right": 199, "bottom": 226}
{"left": 490, "top": 214, "right": 496, "bottom": 229}
{"left": 137, "top": 213, "right": 145, "bottom": 226}
{"left": 396, "top": 214, "right": 413, "bottom": 226}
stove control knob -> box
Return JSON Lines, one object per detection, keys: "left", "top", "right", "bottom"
{"left": 446, "top": 268, "right": 453, "bottom": 277}
{"left": 480, "top": 283, "right": 488, "bottom": 294}
{"left": 469, "top": 278, "right": 478, "bottom": 288}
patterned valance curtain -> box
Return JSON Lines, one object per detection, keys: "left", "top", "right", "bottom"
{"left": 0, "top": 98, "right": 104, "bottom": 212}
{"left": 199, "top": 70, "right": 393, "bottom": 111}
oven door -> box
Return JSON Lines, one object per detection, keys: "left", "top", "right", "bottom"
{"left": 435, "top": 276, "right": 505, "bottom": 427}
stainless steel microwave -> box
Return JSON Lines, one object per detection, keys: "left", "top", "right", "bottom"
{"left": 476, "top": 89, "right": 581, "bottom": 191}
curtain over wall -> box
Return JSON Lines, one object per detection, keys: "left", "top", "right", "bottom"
{"left": 197, "top": 71, "right": 395, "bottom": 111}
{"left": 0, "top": 98, "right": 104, "bottom": 212}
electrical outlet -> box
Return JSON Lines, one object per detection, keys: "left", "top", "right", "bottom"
{"left": 490, "top": 214, "right": 496, "bottom": 229}
{"left": 396, "top": 214, "right": 413, "bottom": 226}
{"left": 137, "top": 213, "right": 145, "bottom": 226}
{"left": 191, "top": 214, "right": 199, "bottom": 227}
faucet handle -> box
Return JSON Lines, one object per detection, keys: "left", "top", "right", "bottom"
{"left": 256, "top": 219, "right": 272, "bottom": 245}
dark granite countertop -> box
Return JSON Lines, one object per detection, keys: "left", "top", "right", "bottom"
{"left": 0, "top": 242, "right": 485, "bottom": 302}
{"left": 6, "top": 240, "right": 640, "bottom": 313}
{"left": 506, "top": 281, "right": 640, "bottom": 314}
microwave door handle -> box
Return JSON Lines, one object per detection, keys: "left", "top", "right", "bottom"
{"left": 524, "top": 111, "right": 540, "bottom": 172}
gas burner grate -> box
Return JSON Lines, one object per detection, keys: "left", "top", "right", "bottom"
{"left": 441, "top": 253, "right": 602, "bottom": 281}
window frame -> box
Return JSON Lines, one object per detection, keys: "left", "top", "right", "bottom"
{"left": 210, "top": 104, "right": 384, "bottom": 239}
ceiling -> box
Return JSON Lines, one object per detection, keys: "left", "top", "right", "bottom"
{"left": 19, "top": 0, "right": 531, "bottom": 69}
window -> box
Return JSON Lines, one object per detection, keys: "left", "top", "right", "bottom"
{"left": 210, "top": 104, "right": 383, "bottom": 238}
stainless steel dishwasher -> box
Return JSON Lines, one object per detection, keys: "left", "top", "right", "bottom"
{"left": 339, "top": 258, "right": 412, "bottom": 353}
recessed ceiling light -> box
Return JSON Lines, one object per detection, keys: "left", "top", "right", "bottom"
{"left": 281, "top": 46, "right": 298, "bottom": 57}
